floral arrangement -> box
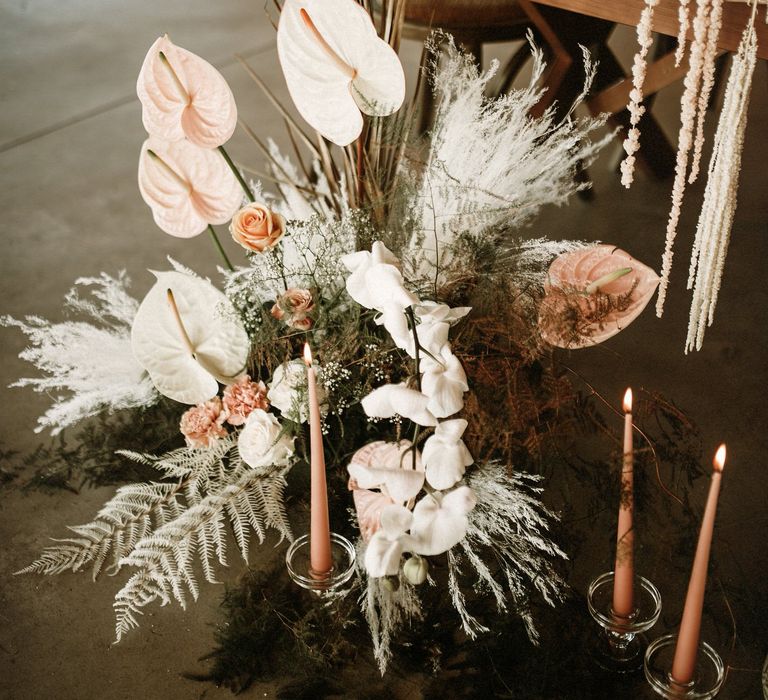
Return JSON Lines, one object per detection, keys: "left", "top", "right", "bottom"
{"left": 3, "top": 0, "right": 663, "bottom": 676}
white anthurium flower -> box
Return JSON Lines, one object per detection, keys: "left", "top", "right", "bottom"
{"left": 410, "top": 486, "right": 477, "bottom": 556}
{"left": 422, "top": 419, "right": 474, "bottom": 490}
{"left": 238, "top": 409, "right": 294, "bottom": 468}
{"left": 267, "top": 359, "right": 325, "bottom": 423}
{"left": 364, "top": 504, "right": 415, "bottom": 577}
{"left": 131, "top": 270, "right": 249, "bottom": 404}
{"left": 277, "top": 0, "right": 406, "bottom": 147}
{"left": 421, "top": 347, "right": 469, "bottom": 418}
{"left": 342, "top": 241, "right": 417, "bottom": 313}
{"left": 361, "top": 383, "right": 437, "bottom": 427}
{"left": 347, "top": 440, "right": 424, "bottom": 504}
{"left": 414, "top": 301, "right": 472, "bottom": 326}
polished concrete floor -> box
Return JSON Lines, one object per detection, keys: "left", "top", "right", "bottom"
{"left": 1, "top": 2, "right": 766, "bottom": 698}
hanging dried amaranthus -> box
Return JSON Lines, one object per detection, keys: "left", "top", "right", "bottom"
{"left": 685, "top": 7, "right": 758, "bottom": 352}
{"left": 655, "top": 0, "right": 723, "bottom": 316}
{"left": 620, "top": 0, "right": 660, "bottom": 188}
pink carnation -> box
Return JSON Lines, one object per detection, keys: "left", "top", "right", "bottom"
{"left": 180, "top": 397, "right": 228, "bottom": 448}
{"left": 222, "top": 375, "right": 269, "bottom": 426}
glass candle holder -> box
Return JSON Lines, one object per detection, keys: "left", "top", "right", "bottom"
{"left": 587, "top": 571, "right": 662, "bottom": 672}
{"left": 285, "top": 531, "right": 356, "bottom": 596}
{"left": 644, "top": 633, "right": 725, "bottom": 699}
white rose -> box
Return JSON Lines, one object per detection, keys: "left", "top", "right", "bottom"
{"left": 267, "top": 359, "right": 326, "bottom": 423}
{"left": 238, "top": 409, "right": 294, "bottom": 468}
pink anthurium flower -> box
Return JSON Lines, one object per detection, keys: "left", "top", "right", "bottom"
{"left": 539, "top": 244, "right": 660, "bottom": 348}
{"left": 137, "top": 35, "right": 237, "bottom": 149}
{"left": 138, "top": 137, "right": 242, "bottom": 238}
{"left": 277, "top": 0, "right": 406, "bottom": 146}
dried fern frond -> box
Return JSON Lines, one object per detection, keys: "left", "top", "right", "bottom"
{"left": 114, "top": 461, "right": 292, "bottom": 642}
{"left": 17, "top": 436, "right": 240, "bottom": 580}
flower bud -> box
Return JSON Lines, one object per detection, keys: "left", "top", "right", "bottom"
{"left": 402, "top": 555, "right": 429, "bottom": 585}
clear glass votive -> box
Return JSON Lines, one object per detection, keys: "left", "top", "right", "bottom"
{"left": 587, "top": 570, "right": 662, "bottom": 672}
{"left": 285, "top": 531, "right": 356, "bottom": 596}
{"left": 644, "top": 633, "right": 725, "bottom": 699}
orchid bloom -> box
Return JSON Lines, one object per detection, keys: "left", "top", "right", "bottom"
{"left": 414, "top": 301, "right": 472, "bottom": 326}
{"left": 347, "top": 440, "right": 424, "bottom": 504}
{"left": 420, "top": 346, "right": 469, "bottom": 418}
{"left": 410, "top": 486, "right": 477, "bottom": 556}
{"left": 137, "top": 35, "right": 237, "bottom": 149}
{"left": 341, "top": 242, "right": 417, "bottom": 313}
{"left": 361, "top": 384, "right": 437, "bottom": 427}
{"left": 277, "top": 0, "right": 406, "bottom": 146}
{"left": 364, "top": 504, "right": 415, "bottom": 577}
{"left": 131, "top": 270, "right": 249, "bottom": 404}
{"left": 422, "top": 419, "right": 474, "bottom": 491}
{"left": 138, "top": 137, "right": 242, "bottom": 238}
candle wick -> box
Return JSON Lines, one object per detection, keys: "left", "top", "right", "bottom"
{"left": 299, "top": 9, "right": 357, "bottom": 80}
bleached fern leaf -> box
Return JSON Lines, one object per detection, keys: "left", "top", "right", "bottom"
{"left": 114, "top": 569, "right": 171, "bottom": 643}
{"left": 1, "top": 272, "right": 157, "bottom": 434}
{"left": 450, "top": 463, "right": 568, "bottom": 641}
{"left": 402, "top": 34, "right": 612, "bottom": 279}
{"left": 16, "top": 481, "right": 185, "bottom": 581}
{"left": 117, "top": 433, "right": 238, "bottom": 490}
{"left": 113, "top": 463, "right": 293, "bottom": 641}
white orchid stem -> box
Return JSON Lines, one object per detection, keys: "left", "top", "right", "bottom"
{"left": 585, "top": 267, "right": 633, "bottom": 295}
{"left": 300, "top": 9, "right": 357, "bottom": 80}
{"left": 158, "top": 50, "right": 191, "bottom": 104}
{"left": 146, "top": 149, "right": 191, "bottom": 193}
{"left": 405, "top": 306, "right": 421, "bottom": 472}
{"left": 166, "top": 289, "right": 197, "bottom": 357}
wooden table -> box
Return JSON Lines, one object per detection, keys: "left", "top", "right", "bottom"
{"left": 533, "top": 0, "right": 768, "bottom": 59}
{"left": 518, "top": 0, "right": 766, "bottom": 177}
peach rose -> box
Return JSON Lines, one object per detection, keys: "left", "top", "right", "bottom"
{"left": 222, "top": 375, "right": 269, "bottom": 426}
{"left": 271, "top": 288, "right": 315, "bottom": 331}
{"left": 180, "top": 397, "right": 228, "bottom": 448}
{"left": 229, "top": 203, "right": 285, "bottom": 253}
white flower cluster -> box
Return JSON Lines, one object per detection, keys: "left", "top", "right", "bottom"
{"left": 342, "top": 241, "right": 477, "bottom": 578}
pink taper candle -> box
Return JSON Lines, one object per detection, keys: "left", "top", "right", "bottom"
{"left": 303, "top": 343, "right": 333, "bottom": 576}
{"left": 612, "top": 388, "right": 635, "bottom": 618}
{"left": 670, "top": 444, "right": 726, "bottom": 686}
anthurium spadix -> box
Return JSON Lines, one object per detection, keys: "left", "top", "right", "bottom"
{"left": 138, "top": 137, "right": 242, "bottom": 238}
{"left": 131, "top": 270, "right": 249, "bottom": 404}
{"left": 137, "top": 35, "right": 237, "bottom": 149}
{"left": 276, "top": 0, "right": 406, "bottom": 146}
